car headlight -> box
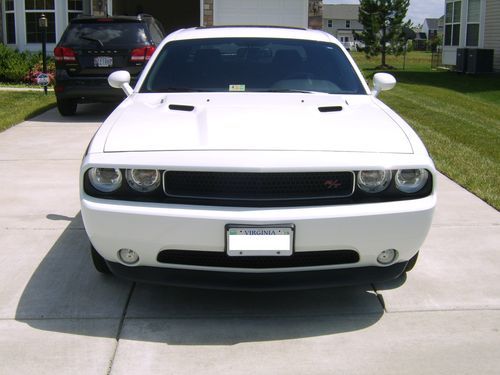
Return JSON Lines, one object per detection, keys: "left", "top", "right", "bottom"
{"left": 357, "top": 170, "right": 392, "bottom": 193}
{"left": 88, "top": 168, "right": 122, "bottom": 192}
{"left": 395, "top": 169, "right": 429, "bottom": 193}
{"left": 126, "top": 169, "right": 161, "bottom": 192}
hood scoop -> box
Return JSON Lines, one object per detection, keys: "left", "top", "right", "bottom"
{"left": 169, "top": 104, "right": 195, "bottom": 112}
{"left": 318, "top": 105, "right": 343, "bottom": 113}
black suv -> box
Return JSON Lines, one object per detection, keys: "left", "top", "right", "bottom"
{"left": 54, "top": 15, "right": 165, "bottom": 116}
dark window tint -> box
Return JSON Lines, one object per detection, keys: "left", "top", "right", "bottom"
{"left": 6, "top": 0, "right": 14, "bottom": 11}
{"left": 25, "top": 0, "right": 54, "bottom": 10}
{"left": 452, "top": 24, "right": 460, "bottom": 46}
{"left": 26, "top": 12, "right": 56, "bottom": 43}
{"left": 68, "top": 0, "right": 83, "bottom": 11}
{"left": 6, "top": 13, "right": 16, "bottom": 44}
{"left": 466, "top": 24, "right": 479, "bottom": 46}
{"left": 60, "top": 22, "right": 149, "bottom": 48}
{"left": 141, "top": 38, "right": 365, "bottom": 95}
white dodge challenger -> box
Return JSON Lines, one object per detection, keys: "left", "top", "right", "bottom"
{"left": 80, "top": 26, "right": 436, "bottom": 290}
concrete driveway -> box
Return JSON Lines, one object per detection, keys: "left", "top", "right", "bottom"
{"left": 1, "top": 105, "right": 499, "bottom": 374}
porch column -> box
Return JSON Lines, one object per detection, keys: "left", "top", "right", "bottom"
{"left": 308, "top": 0, "right": 323, "bottom": 30}
{"left": 203, "top": 0, "right": 214, "bottom": 27}
{"left": 92, "top": 0, "right": 113, "bottom": 16}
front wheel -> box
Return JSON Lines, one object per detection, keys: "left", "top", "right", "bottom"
{"left": 90, "top": 244, "right": 111, "bottom": 274}
{"left": 57, "top": 98, "right": 77, "bottom": 116}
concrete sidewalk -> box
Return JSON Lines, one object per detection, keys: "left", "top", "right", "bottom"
{"left": 0, "top": 105, "right": 499, "bottom": 374}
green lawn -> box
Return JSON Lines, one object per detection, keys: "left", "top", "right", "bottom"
{"left": 0, "top": 91, "right": 56, "bottom": 132}
{"left": 352, "top": 51, "right": 500, "bottom": 209}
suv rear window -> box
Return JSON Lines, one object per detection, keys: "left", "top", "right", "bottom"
{"left": 60, "top": 22, "right": 149, "bottom": 48}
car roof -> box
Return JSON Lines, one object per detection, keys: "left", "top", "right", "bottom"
{"left": 165, "top": 26, "right": 339, "bottom": 45}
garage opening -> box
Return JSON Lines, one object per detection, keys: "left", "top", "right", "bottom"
{"left": 112, "top": 0, "right": 200, "bottom": 34}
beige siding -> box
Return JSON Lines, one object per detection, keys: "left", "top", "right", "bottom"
{"left": 484, "top": 0, "right": 500, "bottom": 71}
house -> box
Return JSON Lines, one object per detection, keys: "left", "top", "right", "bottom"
{"left": 422, "top": 17, "right": 444, "bottom": 41}
{"left": 442, "top": 0, "right": 500, "bottom": 71}
{"left": 322, "top": 4, "right": 363, "bottom": 50}
{"left": 1, "top": 0, "right": 324, "bottom": 52}
{"left": 413, "top": 31, "right": 428, "bottom": 51}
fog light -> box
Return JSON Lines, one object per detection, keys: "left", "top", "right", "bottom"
{"left": 118, "top": 248, "right": 139, "bottom": 265}
{"left": 377, "top": 249, "right": 398, "bottom": 265}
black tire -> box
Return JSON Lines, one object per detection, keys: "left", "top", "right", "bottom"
{"left": 405, "top": 251, "right": 419, "bottom": 272}
{"left": 91, "top": 244, "right": 111, "bottom": 274}
{"left": 57, "top": 98, "right": 77, "bottom": 116}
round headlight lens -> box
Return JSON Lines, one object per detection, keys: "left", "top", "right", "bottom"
{"left": 357, "top": 170, "right": 392, "bottom": 193}
{"left": 88, "top": 168, "right": 122, "bottom": 192}
{"left": 126, "top": 169, "right": 161, "bottom": 192}
{"left": 395, "top": 169, "right": 429, "bottom": 193}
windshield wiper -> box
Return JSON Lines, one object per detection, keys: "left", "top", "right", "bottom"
{"left": 252, "top": 88, "right": 324, "bottom": 94}
{"left": 80, "top": 35, "right": 104, "bottom": 48}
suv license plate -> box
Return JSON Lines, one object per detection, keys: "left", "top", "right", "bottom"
{"left": 94, "top": 56, "right": 113, "bottom": 67}
{"left": 226, "top": 225, "right": 294, "bottom": 257}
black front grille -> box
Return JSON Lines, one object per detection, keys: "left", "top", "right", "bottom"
{"left": 163, "top": 171, "right": 354, "bottom": 201}
{"left": 157, "top": 250, "right": 359, "bottom": 269}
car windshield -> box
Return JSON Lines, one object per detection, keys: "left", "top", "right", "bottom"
{"left": 140, "top": 38, "right": 366, "bottom": 94}
{"left": 61, "top": 22, "right": 148, "bottom": 48}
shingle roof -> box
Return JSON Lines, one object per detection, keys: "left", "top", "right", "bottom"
{"left": 424, "top": 18, "right": 439, "bottom": 30}
{"left": 323, "top": 4, "right": 359, "bottom": 20}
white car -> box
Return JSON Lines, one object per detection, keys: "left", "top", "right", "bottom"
{"left": 81, "top": 26, "right": 436, "bottom": 290}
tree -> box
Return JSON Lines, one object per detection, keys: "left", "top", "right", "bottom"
{"left": 357, "top": 0, "right": 411, "bottom": 68}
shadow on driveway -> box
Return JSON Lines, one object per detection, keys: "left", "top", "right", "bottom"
{"left": 28, "top": 103, "right": 119, "bottom": 124}
{"left": 15, "top": 213, "right": 385, "bottom": 345}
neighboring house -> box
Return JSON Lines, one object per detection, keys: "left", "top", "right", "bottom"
{"left": 413, "top": 31, "right": 428, "bottom": 51}
{"left": 422, "top": 17, "right": 444, "bottom": 40}
{"left": 442, "top": 0, "right": 500, "bottom": 71}
{"left": 1, "top": 0, "right": 324, "bottom": 52}
{"left": 322, "top": 4, "right": 363, "bottom": 50}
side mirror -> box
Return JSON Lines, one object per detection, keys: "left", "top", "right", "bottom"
{"left": 372, "top": 73, "right": 396, "bottom": 97}
{"left": 108, "top": 70, "right": 133, "bottom": 96}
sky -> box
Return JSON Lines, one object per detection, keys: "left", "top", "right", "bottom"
{"left": 323, "top": 0, "right": 444, "bottom": 26}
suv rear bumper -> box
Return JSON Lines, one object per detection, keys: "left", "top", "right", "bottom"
{"left": 106, "top": 261, "right": 408, "bottom": 291}
{"left": 55, "top": 76, "right": 131, "bottom": 103}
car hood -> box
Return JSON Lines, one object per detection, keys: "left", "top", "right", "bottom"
{"left": 104, "top": 93, "right": 413, "bottom": 154}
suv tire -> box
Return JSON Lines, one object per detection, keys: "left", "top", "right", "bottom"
{"left": 57, "top": 98, "right": 77, "bottom": 116}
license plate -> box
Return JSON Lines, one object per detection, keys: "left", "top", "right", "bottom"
{"left": 226, "top": 225, "right": 294, "bottom": 257}
{"left": 94, "top": 56, "right": 113, "bottom": 67}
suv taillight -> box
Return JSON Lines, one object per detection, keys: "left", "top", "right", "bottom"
{"left": 130, "top": 46, "right": 155, "bottom": 62}
{"left": 54, "top": 47, "right": 77, "bottom": 63}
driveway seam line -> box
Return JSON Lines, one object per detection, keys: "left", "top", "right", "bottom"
{"left": 106, "top": 282, "right": 135, "bottom": 375}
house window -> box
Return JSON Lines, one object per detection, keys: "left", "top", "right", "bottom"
{"left": 466, "top": 0, "right": 480, "bottom": 46}
{"left": 328, "top": 19, "right": 333, "bottom": 28}
{"left": 444, "top": 1, "right": 461, "bottom": 46}
{"left": 68, "top": 0, "right": 83, "bottom": 22}
{"left": 346, "top": 20, "right": 350, "bottom": 28}
{"left": 25, "top": 0, "right": 56, "bottom": 43}
{"left": 5, "top": 0, "right": 16, "bottom": 43}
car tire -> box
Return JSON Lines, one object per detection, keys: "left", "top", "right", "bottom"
{"left": 405, "top": 251, "right": 419, "bottom": 272}
{"left": 57, "top": 98, "right": 77, "bottom": 116}
{"left": 91, "top": 244, "right": 111, "bottom": 274}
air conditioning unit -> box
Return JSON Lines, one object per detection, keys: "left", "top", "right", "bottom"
{"left": 455, "top": 48, "right": 468, "bottom": 73}
{"left": 466, "top": 49, "right": 494, "bottom": 74}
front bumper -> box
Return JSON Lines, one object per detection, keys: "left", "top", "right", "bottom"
{"left": 106, "top": 261, "right": 408, "bottom": 290}
{"left": 82, "top": 194, "right": 435, "bottom": 284}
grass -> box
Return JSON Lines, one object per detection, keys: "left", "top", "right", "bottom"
{"left": 351, "top": 51, "right": 500, "bottom": 209}
{"left": 0, "top": 91, "right": 56, "bottom": 132}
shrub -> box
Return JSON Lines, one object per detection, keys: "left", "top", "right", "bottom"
{"left": 0, "top": 44, "right": 54, "bottom": 84}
